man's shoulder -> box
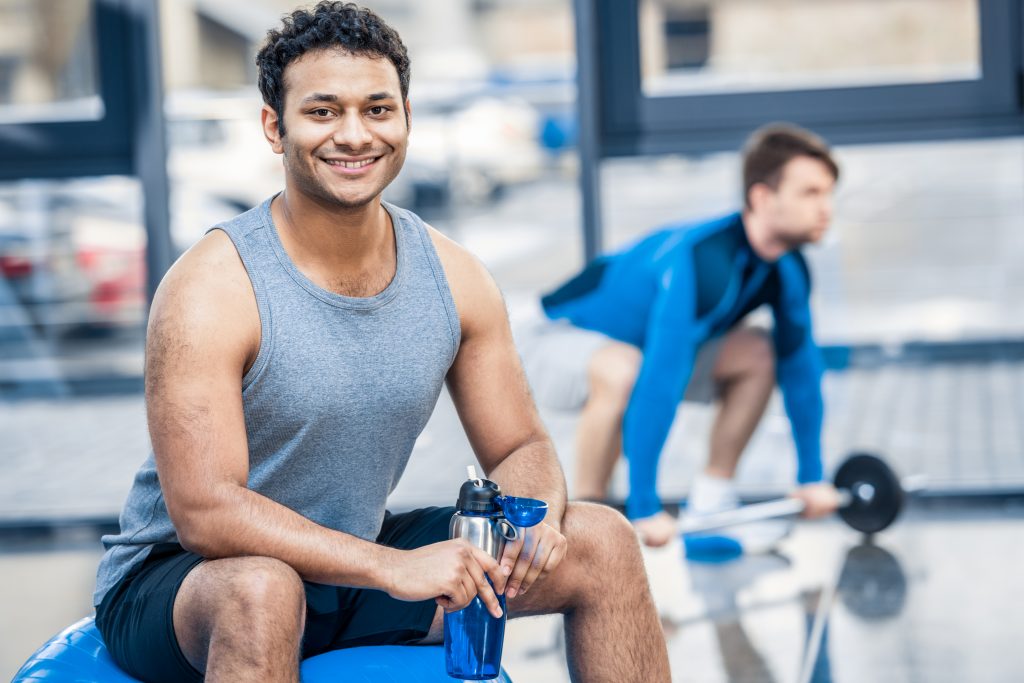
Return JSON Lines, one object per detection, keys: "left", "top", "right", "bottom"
{"left": 151, "top": 229, "right": 257, "bottom": 329}
{"left": 146, "top": 229, "right": 260, "bottom": 370}
{"left": 413, "top": 218, "right": 506, "bottom": 340}
{"left": 682, "top": 212, "right": 743, "bottom": 264}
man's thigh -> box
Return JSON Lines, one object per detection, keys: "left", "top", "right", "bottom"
{"left": 96, "top": 507, "right": 455, "bottom": 680}
{"left": 709, "top": 324, "right": 772, "bottom": 382}
{"left": 95, "top": 543, "right": 206, "bottom": 683}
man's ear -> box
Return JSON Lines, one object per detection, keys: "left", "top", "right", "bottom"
{"left": 261, "top": 104, "right": 285, "bottom": 155}
{"left": 404, "top": 98, "right": 412, "bottom": 131}
{"left": 747, "top": 182, "right": 772, "bottom": 212}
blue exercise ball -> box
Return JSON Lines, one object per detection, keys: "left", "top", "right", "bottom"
{"left": 13, "top": 617, "right": 514, "bottom": 682}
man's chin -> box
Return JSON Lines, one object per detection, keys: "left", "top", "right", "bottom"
{"left": 307, "top": 186, "right": 381, "bottom": 210}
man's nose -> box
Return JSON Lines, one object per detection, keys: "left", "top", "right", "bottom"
{"left": 333, "top": 113, "right": 373, "bottom": 149}
{"left": 820, "top": 197, "right": 833, "bottom": 221}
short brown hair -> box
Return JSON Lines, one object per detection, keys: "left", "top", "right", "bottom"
{"left": 742, "top": 123, "right": 838, "bottom": 208}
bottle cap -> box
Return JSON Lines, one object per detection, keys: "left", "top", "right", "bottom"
{"left": 456, "top": 468, "right": 502, "bottom": 514}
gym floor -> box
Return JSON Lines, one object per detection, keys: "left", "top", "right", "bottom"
{"left": 503, "top": 498, "right": 1024, "bottom": 683}
{"left": 3, "top": 499, "right": 1022, "bottom": 681}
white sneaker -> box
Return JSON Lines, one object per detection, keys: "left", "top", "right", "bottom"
{"left": 682, "top": 473, "right": 792, "bottom": 560}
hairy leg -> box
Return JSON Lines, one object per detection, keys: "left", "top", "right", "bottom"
{"left": 707, "top": 327, "right": 775, "bottom": 478}
{"left": 575, "top": 343, "right": 641, "bottom": 500}
{"left": 172, "top": 556, "right": 306, "bottom": 682}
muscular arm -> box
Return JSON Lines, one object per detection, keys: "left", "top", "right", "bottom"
{"left": 432, "top": 229, "right": 566, "bottom": 527}
{"left": 147, "top": 231, "right": 396, "bottom": 590}
{"left": 433, "top": 228, "right": 568, "bottom": 597}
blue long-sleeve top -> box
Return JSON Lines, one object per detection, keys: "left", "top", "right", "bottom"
{"left": 541, "top": 213, "right": 825, "bottom": 519}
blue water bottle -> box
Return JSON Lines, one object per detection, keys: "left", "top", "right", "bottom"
{"left": 444, "top": 466, "right": 547, "bottom": 680}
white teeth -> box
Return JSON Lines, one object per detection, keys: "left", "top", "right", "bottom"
{"left": 328, "top": 158, "right": 375, "bottom": 169}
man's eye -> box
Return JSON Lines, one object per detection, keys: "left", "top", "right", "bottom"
{"left": 313, "top": 108, "right": 332, "bottom": 117}
{"left": 369, "top": 106, "right": 387, "bottom": 116}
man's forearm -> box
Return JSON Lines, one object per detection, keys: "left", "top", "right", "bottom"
{"left": 175, "top": 483, "right": 398, "bottom": 590}
{"left": 486, "top": 437, "right": 567, "bottom": 529}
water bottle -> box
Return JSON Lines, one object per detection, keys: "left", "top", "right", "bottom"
{"left": 444, "top": 466, "right": 548, "bottom": 680}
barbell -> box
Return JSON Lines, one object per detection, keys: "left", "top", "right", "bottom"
{"left": 678, "top": 452, "right": 926, "bottom": 536}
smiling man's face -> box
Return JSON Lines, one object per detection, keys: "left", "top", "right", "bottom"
{"left": 262, "top": 49, "right": 410, "bottom": 209}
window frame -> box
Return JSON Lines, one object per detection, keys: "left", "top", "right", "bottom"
{"left": 597, "top": 0, "right": 1024, "bottom": 156}
{"left": 0, "top": 0, "right": 140, "bottom": 180}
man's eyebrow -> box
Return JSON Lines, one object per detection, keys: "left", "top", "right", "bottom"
{"left": 298, "top": 92, "right": 397, "bottom": 105}
{"left": 300, "top": 93, "right": 338, "bottom": 105}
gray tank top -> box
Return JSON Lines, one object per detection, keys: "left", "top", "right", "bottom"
{"left": 94, "top": 197, "right": 461, "bottom": 606}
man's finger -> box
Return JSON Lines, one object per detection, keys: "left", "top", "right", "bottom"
{"left": 455, "top": 573, "right": 477, "bottom": 611}
{"left": 525, "top": 532, "right": 567, "bottom": 591}
{"left": 518, "top": 538, "right": 552, "bottom": 595}
{"left": 537, "top": 548, "right": 563, "bottom": 582}
{"left": 474, "top": 547, "right": 509, "bottom": 595}
{"left": 499, "top": 534, "right": 523, "bottom": 580}
{"left": 466, "top": 554, "right": 503, "bottom": 618}
{"left": 506, "top": 530, "right": 538, "bottom": 599}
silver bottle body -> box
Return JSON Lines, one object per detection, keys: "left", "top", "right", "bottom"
{"left": 449, "top": 513, "right": 517, "bottom": 561}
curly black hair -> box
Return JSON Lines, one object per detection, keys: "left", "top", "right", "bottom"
{"left": 255, "top": 2, "right": 410, "bottom": 135}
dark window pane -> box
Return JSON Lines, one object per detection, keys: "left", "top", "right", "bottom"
{"left": 640, "top": 0, "right": 981, "bottom": 96}
{"left": 0, "top": 0, "right": 101, "bottom": 122}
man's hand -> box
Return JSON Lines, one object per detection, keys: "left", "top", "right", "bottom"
{"left": 499, "top": 522, "right": 567, "bottom": 599}
{"left": 385, "top": 539, "right": 509, "bottom": 618}
{"left": 631, "top": 510, "right": 676, "bottom": 548}
{"left": 791, "top": 482, "right": 842, "bottom": 519}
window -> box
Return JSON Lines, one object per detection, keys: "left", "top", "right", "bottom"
{"left": 591, "top": 0, "right": 1021, "bottom": 156}
{"left": 640, "top": 0, "right": 981, "bottom": 97}
{"left": 0, "top": 0, "right": 101, "bottom": 123}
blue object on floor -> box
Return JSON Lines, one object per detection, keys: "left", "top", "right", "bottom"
{"left": 683, "top": 534, "right": 744, "bottom": 562}
{"left": 13, "top": 617, "right": 515, "bottom": 682}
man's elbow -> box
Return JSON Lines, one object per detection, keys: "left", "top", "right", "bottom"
{"left": 169, "top": 492, "right": 237, "bottom": 557}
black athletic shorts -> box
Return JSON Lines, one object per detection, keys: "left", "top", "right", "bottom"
{"left": 95, "top": 506, "right": 454, "bottom": 683}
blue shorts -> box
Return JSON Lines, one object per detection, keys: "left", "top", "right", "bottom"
{"left": 95, "top": 507, "right": 454, "bottom": 683}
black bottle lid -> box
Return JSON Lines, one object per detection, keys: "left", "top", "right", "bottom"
{"left": 456, "top": 476, "right": 502, "bottom": 514}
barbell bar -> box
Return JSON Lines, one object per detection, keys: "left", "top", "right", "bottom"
{"left": 678, "top": 452, "right": 927, "bottom": 536}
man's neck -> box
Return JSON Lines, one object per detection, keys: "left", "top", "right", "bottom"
{"left": 274, "top": 188, "right": 393, "bottom": 270}
{"left": 271, "top": 187, "right": 396, "bottom": 296}
{"left": 741, "top": 209, "right": 787, "bottom": 263}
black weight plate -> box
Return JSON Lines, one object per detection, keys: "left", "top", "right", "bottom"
{"left": 834, "top": 453, "right": 904, "bottom": 534}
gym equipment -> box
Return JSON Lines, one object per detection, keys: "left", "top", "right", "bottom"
{"left": 679, "top": 452, "right": 924, "bottom": 536}
{"left": 12, "top": 617, "right": 514, "bottom": 683}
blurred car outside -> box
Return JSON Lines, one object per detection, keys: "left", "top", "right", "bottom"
{"left": 0, "top": 180, "right": 142, "bottom": 345}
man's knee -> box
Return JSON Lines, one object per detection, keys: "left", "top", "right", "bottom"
{"left": 192, "top": 556, "right": 305, "bottom": 625}
{"left": 588, "top": 344, "right": 641, "bottom": 409}
{"left": 564, "top": 502, "right": 642, "bottom": 574}
{"left": 718, "top": 327, "right": 774, "bottom": 380}
{"left": 227, "top": 557, "right": 304, "bottom": 618}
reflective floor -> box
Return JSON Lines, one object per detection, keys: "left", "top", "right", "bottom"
{"left": 502, "top": 500, "right": 1024, "bottom": 682}
{"left": 3, "top": 501, "right": 1021, "bottom": 682}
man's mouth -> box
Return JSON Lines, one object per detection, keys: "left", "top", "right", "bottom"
{"left": 323, "top": 156, "right": 380, "bottom": 171}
